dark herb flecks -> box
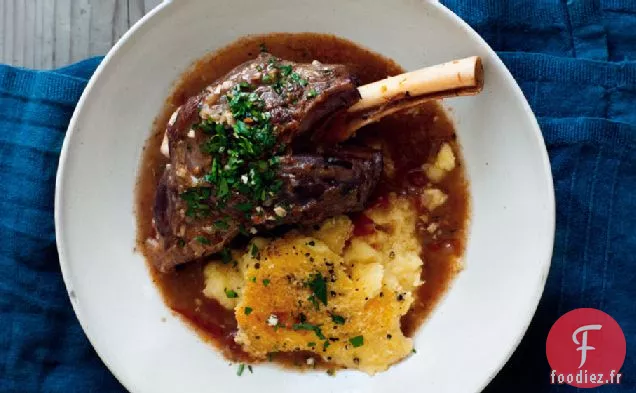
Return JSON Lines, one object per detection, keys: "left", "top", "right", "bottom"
{"left": 237, "top": 363, "right": 245, "bottom": 376}
{"left": 194, "top": 236, "right": 210, "bottom": 245}
{"left": 225, "top": 289, "right": 238, "bottom": 298}
{"left": 331, "top": 314, "right": 346, "bottom": 325}
{"left": 180, "top": 188, "right": 212, "bottom": 218}
{"left": 220, "top": 248, "right": 232, "bottom": 264}
{"left": 292, "top": 322, "right": 325, "bottom": 340}
{"left": 306, "top": 273, "right": 328, "bottom": 306}
{"left": 349, "top": 335, "right": 364, "bottom": 347}
{"left": 251, "top": 243, "right": 260, "bottom": 258}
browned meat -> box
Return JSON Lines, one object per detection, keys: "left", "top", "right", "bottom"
{"left": 167, "top": 53, "right": 360, "bottom": 148}
{"left": 273, "top": 148, "right": 383, "bottom": 226}
{"left": 149, "top": 53, "right": 382, "bottom": 272}
{"left": 152, "top": 148, "right": 382, "bottom": 271}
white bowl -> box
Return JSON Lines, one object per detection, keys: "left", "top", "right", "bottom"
{"left": 55, "top": 1, "right": 555, "bottom": 392}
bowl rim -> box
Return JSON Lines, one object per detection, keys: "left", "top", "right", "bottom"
{"left": 436, "top": 4, "right": 555, "bottom": 392}
{"left": 54, "top": 1, "right": 556, "bottom": 392}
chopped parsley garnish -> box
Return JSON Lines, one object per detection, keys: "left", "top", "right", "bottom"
{"left": 250, "top": 276, "right": 257, "bottom": 283}
{"left": 176, "top": 238, "right": 186, "bottom": 247}
{"left": 307, "top": 89, "right": 318, "bottom": 98}
{"left": 180, "top": 188, "right": 212, "bottom": 218}
{"left": 331, "top": 314, "right": 346, "bottom": 325}
{"left": 349, "top": 335, "right": 364, "bottom": 348}
{"left": 214, "top": 219, "right": 229, "bottom": 230}
{"left": 266, "top": 59, "right": 312, "bottom": 93}
{"left": 225, "top": 289, "right": 238, "bottom": 298}
{"left": 248, "top": 365, "right": 253, "bottom": 373}
{"left": 235, "top": 202, "right": 253, "bottom": 213}
{"left": 290, "top": 72, "right": 308, "bottom": 86}
{"left": 251, "top": 244, "right": 259, "bottom": 258}
{"left": 244, "top": 307, "right": 253, "bottom": 315}
{"left": 306, "top": 273, "right": 328, "bottom": 306}
{"left": 220, "top": 248, "right": 232, "bottom": 264}
{"left": 237, "top": 363, "right": 245, "bottom": 376}
{"left": 262, "top": 278, "right": 271, "bottom": 287}
{"left": 292, "top": 322, "right": 325, "bottom": 340}
{"left": 308, "top": 295, "right": 320, "bottom": 311}
{"left": 194, "top": 83, "right": 284, "bottom": 219}
{"left": 278, "top": 64, "right": 293, "bottom": 76}
{"left": 323, "top": 341, "right": 331, "bottom": 351}
{"left": 412, "top": 348, "right": 417, "bottom": 354}
{"left": 194, "top": 236, "right": 210, "bottom": 245}
{"left": 307, "top": 342, "right": 316, "bottom": 347}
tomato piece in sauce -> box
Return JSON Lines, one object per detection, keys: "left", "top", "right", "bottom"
{"left": 353, "top": 213, "right": 376, "bottom": 236}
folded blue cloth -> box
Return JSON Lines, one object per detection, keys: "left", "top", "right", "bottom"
{"left": 441, "top": 1, "right": 636, "bottom": 391}
{"left": 0, "top": 1, "right": 634, "bottom": 392}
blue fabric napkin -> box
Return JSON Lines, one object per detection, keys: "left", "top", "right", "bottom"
{"left": 440, "top": 1, "right": 636, "bottom": 391}
{"left": 0, "top": 1, "right": 634, "bottom": 392}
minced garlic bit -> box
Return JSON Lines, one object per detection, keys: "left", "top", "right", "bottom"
{"left": 306, "top": 357, "right": 315, "bottom": 366}
{"left": 187, "top": 129, "right": 196, "bottom": 138}
{"left": 273, "top": 206, "right": 287, "bottom": 217}
{"left": 266, "top": 314, "right": 279, "bottom": 326}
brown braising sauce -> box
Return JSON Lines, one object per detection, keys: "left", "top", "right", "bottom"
{"left": 136, "top": 33, "right": 469, "bottom": 369}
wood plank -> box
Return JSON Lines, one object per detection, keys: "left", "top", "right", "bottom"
{"left": 24, "top": 0, "right": 36, "bottom": 68}
{"left": 70, "top": 0, "right": 91, "bottom": 61}
{"left": 0, "top": 1, "right": 4, "bottom": 63}
{"left": 129, "top": 0, "right": 145, "bottom": 24}
{"left": 34, "top": 0, "right": 43, "bottom": 68}
{"left": 38, "top": 0, "right": 56, "bottom": 69}
{"left": 13, "top": 0, "right": 25, "bottom": 66}
{"left": 0, "top": 0, "right": 162, "bottom": 68}
{"left": 113, "top": 0, "right": 130, "bottom": 43}
{"left": 54, "top": 0, "right": 72, "bottom": 67}
{"left": 88, "top": 0, "right": 116, "bottom": 57}
{"left": 2, "top": 0, "right": 15, "bottom": 65}
{"left": 144, "top": 0, "right": 163, "bottom": 14}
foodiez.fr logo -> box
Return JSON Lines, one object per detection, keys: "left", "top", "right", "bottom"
{"left": 546, "top": 308, "right": 626, "bottom": 388}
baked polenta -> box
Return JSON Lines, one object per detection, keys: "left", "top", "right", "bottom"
{"left": 203, "top": 194, "right": 423, "bottom": 373}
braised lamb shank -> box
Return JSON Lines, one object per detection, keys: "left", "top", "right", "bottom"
{"left": 150, "top": 52, "right": 484, "bottom": 271}
{"left": 151, "top": 53, "right": 382, "bottom": 271}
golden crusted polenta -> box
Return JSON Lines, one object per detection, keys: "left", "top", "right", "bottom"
{"left": 203, "top": 238, "right": 269, "bottom": 309}
{"left": 203, "top": 194, "right": 423, "bottom": 374}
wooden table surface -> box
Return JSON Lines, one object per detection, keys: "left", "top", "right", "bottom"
{"left": 0, "top": 0, "right": 162, "bottom": 69}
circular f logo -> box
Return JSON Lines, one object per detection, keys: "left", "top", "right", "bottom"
{"left": 546, "top": 308, "right": 626, "bottom": 388}
{"left": 573, "top": 324, "right": 602, "bottom": 368}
